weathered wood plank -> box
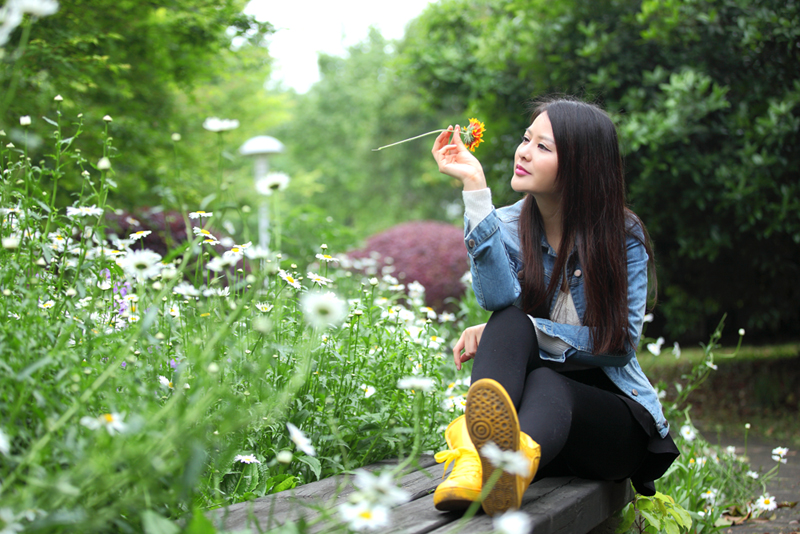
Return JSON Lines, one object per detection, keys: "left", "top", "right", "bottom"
{"left": 211, "top": 456, "right": 633, "bottom": 534}
{"left": 211, "top": 456, "right": 438, "bottom": 531}
{"left": 385, "top": 477, "right": 632, "bottom": 534}
{"left": 430, "top": 478, "right": 632, "bottom": 534}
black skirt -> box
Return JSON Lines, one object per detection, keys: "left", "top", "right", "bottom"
{"left": 561, "top": 368, "right": 680, "bottom": 496}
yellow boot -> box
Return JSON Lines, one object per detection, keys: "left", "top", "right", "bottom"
{"left": 433, "top": 414, "right": 482, "bottom": 511}
{"left": 465, "top": 378, "right": 542, "bottom": 517}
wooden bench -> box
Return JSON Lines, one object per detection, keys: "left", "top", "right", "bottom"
{"left": 212, "top": 455, "right": 633, "bottom": 533}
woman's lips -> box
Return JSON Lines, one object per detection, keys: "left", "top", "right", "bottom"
{"left": 515, "top": 165, "right": 530, "bottom": 176}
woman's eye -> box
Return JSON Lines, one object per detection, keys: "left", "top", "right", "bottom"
{"left": 520, "top": 135, "right": 530, "bottom": 143}
{"left": 538, "top": 143, "right": 549, "bottom": 151}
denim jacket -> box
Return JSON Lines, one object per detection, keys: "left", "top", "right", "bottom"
{"left": 464, "top": 198, "right": 670, "bottom": 438}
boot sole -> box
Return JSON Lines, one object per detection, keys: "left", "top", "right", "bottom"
{"left": 466, "top": 378, "right": 521, "bottom": 517}
{"left": 433, "top": 487, "right": 480, "bottom": 512}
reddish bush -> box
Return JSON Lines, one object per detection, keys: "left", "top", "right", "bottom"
{"left": 349, "top": 221, "right": 469, "bottom": 309}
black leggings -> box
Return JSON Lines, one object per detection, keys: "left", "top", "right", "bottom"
{"left": 470, "top": 306, "right": 648, "bottom": 482}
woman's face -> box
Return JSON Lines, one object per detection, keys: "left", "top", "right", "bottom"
{"left": 510, "top": 112, "right": 559, "bottom": 198}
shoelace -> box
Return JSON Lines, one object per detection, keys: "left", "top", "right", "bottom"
{"left": 434, "top": 446, "right": 481, "bottom": 480}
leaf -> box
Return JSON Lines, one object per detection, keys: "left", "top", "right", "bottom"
{"left": 272, "top": 475, "right": 297, "bottom": 493}
{"left": 639, "top": 510, "right": 661, "bottom": 530}
{"left": 664, "top": 518, "right": 680, "bottom": 534}
{"left": 616, "top": 503, "right": 636, "bottom": 533}
{"left": 41, "top": 116, "right": 59, "bottom": 126}
{"left": 16, "top": 356, "right": 54, "bottom": 381}
{"left": 296, "top": 455, "right": 321, "bottom": 480}
{"left": 183, "top": 510, "right": 216, "bottom": 534}
{"left": 200, "top": 194, "right": 216, "bottom": 210}
{"left": 141, "top": 511, "right": 180, "bottom": 534}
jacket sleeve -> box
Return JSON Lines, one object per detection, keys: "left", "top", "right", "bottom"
{"left": 464, "top": 209, "right": 523, "bottom": 311}
{"left": 532, "top": 232, "right": 648, "bottom": 367}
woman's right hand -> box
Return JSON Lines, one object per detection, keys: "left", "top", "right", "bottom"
{"left": 431, "top": 125, "right": 487, "bottom": 191}
{"left": 452, "top": 323, "right": 486, "bottom": 371}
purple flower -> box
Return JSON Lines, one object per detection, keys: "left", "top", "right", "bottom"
{"left": 169, "top": 359, "right": 177, "bottom": 369}
{"left": 121, "top": 362, "right": 127, "bottom": 369}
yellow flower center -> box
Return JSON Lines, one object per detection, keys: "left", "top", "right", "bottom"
{"left": 358, "top": 510, "right": 373, "bottom": 520}
{"left": 103, "top": 413, "right": 114, "bottom": 423}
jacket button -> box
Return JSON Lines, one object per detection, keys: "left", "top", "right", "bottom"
{"left": 574, "top": 269, "right": 582, "bottom": 277}
{"left": 517, "top": 270, "right": 524, "bottom": 280}
{"left": 631, "top": 389, "right": 639, "bottom": 396}
{"left": 468, "top": 239, "right": 476, "bottom": 248}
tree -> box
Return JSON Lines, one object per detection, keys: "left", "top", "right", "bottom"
{"left": 273, "top": 28, "right": 460, "bottom": 239}
{"left": 1, "top": 0, "right": 274, "bottom": 207}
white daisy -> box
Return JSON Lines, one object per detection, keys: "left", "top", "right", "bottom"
{"left": 361, "top": 384, "right": 376, "bottom": 398}
{"left": 255, "top": 172, "right": 290, "bottom": 195}
{"left": 315, "top": 253, "right": 340, "bottom": 263}
{"left": 188, "top": 210, "right": 213, "bottom": 219}
{"left": 0, "top": 427, "right": 10, "bottom": 456}
{"left": 244, "top": 245, "right": 271, "bottom": 260}
{"left": 700, "top": 488, "right": 718, "bottom": 505}
{"left": 66, "top": 205, "right": 103, "bottom": 218}
{"left": 254, "top": 302, "right": 273, "bottom": 313}
{"left": 300, "top": 291, "right": 347, "bottom": 329}
{"left": 481, "top": 442, "right": 532, "bottom": 477}
{"left": 278, "top": 270, "right": 302, "bottom": 290}
{"left": 286, "top": 422, "right": 316, "bottom": 456}
{"left": 493, "top": 510, "right": 532, "bottom": 534}
{"left": 352, "top": 469, "right": 410, "bottom": 506}
{"left": 192, "top": 226, "right": 213, "bottom": 238}
{"left": 338, "top": 501, "right": 389, "bottom": 532}
{"left": 206, "top": 255, "right": 238, "bottom": 273}
{"left": 129, "top": 230, "right": 151, "bottom": 242}
{"left": 680, "top": 425, "right": 696, "bottom": 442}
{"left": 80, "top": 412, "right": 127, "bottom": 435}
{"left": 202, "top": 117, "right": 239, "bottom": 132}
{"left": 116, "top": 249, "right": 163, "bottom": 281}
{"left": 772, "top": 446, "right": 789, "bottom": 463}
{"left": 755, "top": 494, "right": 777, "bottom": 512}
{"left": 234, "top": 454, "right": 261, "bottom": 464}
{"left": 307, "top": 272, "right": 333, "bottom": 287}
{"left": 396, "top": 376, "right": 435, "bottom": 392}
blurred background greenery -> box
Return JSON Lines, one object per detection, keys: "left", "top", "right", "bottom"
{"left": 2, "top": 0, "right": 798, "bottom": 342}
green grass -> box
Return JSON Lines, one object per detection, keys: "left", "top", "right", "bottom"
{"left": 638, "top": 342, "right": 800, "bottom": 372}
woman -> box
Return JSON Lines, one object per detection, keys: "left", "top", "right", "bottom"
{"left": 429, "top": 98, "right": 678, "bottom": 517}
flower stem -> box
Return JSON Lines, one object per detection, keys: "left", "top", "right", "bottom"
{"left": 372, "top": 129, "right": 447, "bottom": 151}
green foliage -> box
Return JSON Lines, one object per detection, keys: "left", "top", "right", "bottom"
{"left": 0, "top": 105, "right": 468, "bottom": 533}
{"left": 0, "top": 0, "right": 277, "bottom": 208}
{"left": 618, "top": 491, "right": 693, "bottom": 534}
{"left": 273, "top": 29, "right": 460, "bottom": 238}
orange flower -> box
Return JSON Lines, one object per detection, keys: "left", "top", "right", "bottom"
{"left": 372, "top": 118, "right": 488, "bottom": 152}
{"left": 464, "top": 118, "right": 486, "bottom": 152}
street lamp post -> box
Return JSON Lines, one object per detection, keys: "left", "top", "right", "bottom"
{"left": 239, "top": 135, "right": 285, "bottom": 250}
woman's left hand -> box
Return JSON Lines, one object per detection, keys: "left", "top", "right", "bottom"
{"left": 431, "top": 125, "right": 487, "bottom": 191}
{"left": 452, "top": 323, "right": 486, "bottom": 371}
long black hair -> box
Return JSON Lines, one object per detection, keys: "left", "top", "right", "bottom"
{"left": 518, "top": 97, "right": 656, "bottom": 354}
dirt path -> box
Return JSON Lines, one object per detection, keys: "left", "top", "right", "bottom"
{"left": 711, "top": 434, "right": 799, "bottom": 534}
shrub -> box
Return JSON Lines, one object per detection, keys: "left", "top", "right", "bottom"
{"left": 347, "top": 221, "right": 469, "bottom": 309}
